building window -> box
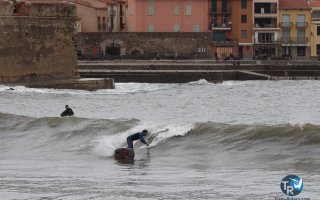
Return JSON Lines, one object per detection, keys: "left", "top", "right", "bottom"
{"left": 97, "top": 16, "right": 101, "bottom": 31}
{"left": 186, "top": 1, "right": 192, "bottom": 16}
{"left": 222, "top": 15, "right": 227, "bottom": 25}
{"left": 148, "top": 4, "right": 154, "bottom": 15}
{"left": 211, "top": 0, "right": 217, "bottom": 12}
{"left": 297, "top": 46, "right": 306, "bottom": 56}
{"left": 317, "top": 44, "right": 320, "bottom": 55}
{"left": 241, "top": 30, "right": 247, "bottom": 38}
{"left": 241, "top": 15, "right": 247, "bottom": 23}
{"left": 193, "top": 25, "right": 200, "bottom": 32}
{"left": 241, "top": 0, "right": 247, "bottom": 9}
{"left": 148, "top": 24, "right": 154, "bottom": 32}
{"left": 222, "top": 0, "right": 227, "bottom": 12}
{"left": 317, "top": 26, "right": 320, "bottom": 36}
{"left": 282, "top": 30, "right": 290, "bottom": 37}
{"left": 174, "top": 24, "right": 180, "bottom": 32}
{"left": 297, "top": 30, "right": 305, "bottom": 40}
{"left": 102, "top": 17, "right": 106, "bottom": 32}
{"left": 258, "top": 33, "right": 274, "bottom": 43}
{"left": 174, "top": 5, "right": 179, "bottom": 15}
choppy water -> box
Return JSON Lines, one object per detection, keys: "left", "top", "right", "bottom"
{"left": 0, "top": 80, "right": 320, "bottom": 199}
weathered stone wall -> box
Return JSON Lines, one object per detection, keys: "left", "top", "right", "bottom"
{"left": 0, "top": 2, "right": 77, "bottom": 82}
{"left": 77, "top": 32, "right": 213, "bottom": 59}
{"left": 0, "top": 1, "right": 13, "bottom": 15}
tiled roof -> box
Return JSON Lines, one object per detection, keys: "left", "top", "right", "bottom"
{"left": 279, "top": 0, "right": 311, "bottom": 10}
{"left": 310, "top": 0, "right": 320, "bottom": 7}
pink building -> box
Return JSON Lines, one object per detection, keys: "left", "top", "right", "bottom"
{"left": 128, "top": 0, "right": 210, "bottom": 32}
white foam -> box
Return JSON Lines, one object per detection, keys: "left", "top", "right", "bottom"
{"left": 92, "top": 123, "right": 194, "bottom": 156}
{"left": 96, "top": 82, "right": 172, "bottom": 95}
{"left": 221, "top": 81, "right": 248, "bottom": 87}
{"left": 93, "top": 124, "right": 149, "bottom": 156}
{"left": 187, "top": 79, "right": 210, "bottom": 85}
{"left": 148, "top": 124, "right": 194, "bottom": 147}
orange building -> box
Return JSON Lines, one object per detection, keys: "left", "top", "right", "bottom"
{"left": 210, "top": 0, "right": 253, "bottom": 59}
{"left": 127, "top": 0, "right": 210, "bottom": 32}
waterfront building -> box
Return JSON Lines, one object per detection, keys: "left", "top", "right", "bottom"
{"left": 279, "top": 0, "right": 311, "bottom": 60}
{"left": 210, "top": 0, "right": 253, "bottom": 59}
{"left": 127, "top": 0, "right": 209, "bottom": 32}
{"left": 310, "top": 0, "right": 320, "bottom": 60}
{"left": 252, "top": 0, "right": 279, "bottom": 59}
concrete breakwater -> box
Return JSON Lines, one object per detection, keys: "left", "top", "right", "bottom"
{"left": 77, "top": 60, "right": 320, "bottom": 83}
{"left": 26, "top": 78, "right": 115, "bottom": 90}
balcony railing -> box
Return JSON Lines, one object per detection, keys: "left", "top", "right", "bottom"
{"left": 255, "top": 38, "right": 278, "bottom": 44}
{"left": 253, "top": 24, "right": 278, "bottom": 28}
{"left": 210, "top": 23, "right": 232, "bottom": 30}
{"left": 281, "top": 37, "right": 309, "bottom": 44}
{"left": 296, "top": 22, "right": 308, "bottom": 29}
{"left": 280, "top": 22, "right": 293, "bottom": 29}
{"left": 212, "top": 38, "right": 238, "bottom": 45}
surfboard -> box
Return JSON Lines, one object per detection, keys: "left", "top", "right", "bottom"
{"left": 114, "top": 148, "right": 135, "bottom": 160}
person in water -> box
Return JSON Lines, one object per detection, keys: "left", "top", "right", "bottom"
{"left": 60, "top": 105, "right": 74, "bottom": 117}
{"left": 127, "top": 129, "right": 149, "bottom": 149}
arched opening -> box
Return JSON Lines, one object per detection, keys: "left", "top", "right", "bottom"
{"left": 105, "top": 43, "right": 121, "bottom": 56}
{"left": 131, "top": 50, "right": 142, "bottom": 57}
{"left": 128, "top": 47, "right": 144, "bottom": 58}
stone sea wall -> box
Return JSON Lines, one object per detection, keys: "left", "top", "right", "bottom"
{"left": 77, "top": 32, "right": 213, "bottom": 59}
{"left": 0, "top": 1, "right": 77, "bottom": 82}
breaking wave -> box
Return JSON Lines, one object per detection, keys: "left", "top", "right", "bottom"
{"left": 1, "top": 112, "right": 319, "bottom": 169}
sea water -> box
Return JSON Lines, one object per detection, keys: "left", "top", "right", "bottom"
{"left": 0, "top": 80, "right": 319, "bottom": 199}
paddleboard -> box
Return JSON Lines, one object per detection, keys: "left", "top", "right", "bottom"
{"left": 114, "top": 148, "right": 135, "bottom": 160}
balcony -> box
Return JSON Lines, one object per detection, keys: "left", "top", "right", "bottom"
{"left": 253, "top": 23, "right": 278, "bottom": 29}
{"left": 281, "top": 37, "right": 309, "bottom": 45}
{"left": 255, "top": 38, "right": 278, "bottom": 44}
{"left": 312, "top": 11, "right": 320, "bottom": 21}
{"left": 212, "top": 38, "right": 238, "bottom": 46}
{"left": 296, "top": 22, "right": 308, "bottom": 29}
{"left": 254, "top": 3, "right": 277, "bottom": 15}
{"left": 210, "top": 23, "right": 232, "bottom": 30}
{"left": 280, "top": 22, "right": 293, "bottom": 29}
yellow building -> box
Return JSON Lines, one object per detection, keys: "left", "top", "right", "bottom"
{"left": 279, "top": 0, "right": 311, "bottom": 59}
{"left": 310, "top": 0, "right": 320, "bottom": 60}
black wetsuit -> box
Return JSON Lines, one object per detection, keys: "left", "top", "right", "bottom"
{"left": 60, "top": 108, "right": 74, "bottom": 117}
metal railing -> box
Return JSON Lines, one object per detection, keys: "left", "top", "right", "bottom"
{"left": 212, "top": 38, "right": 238, "bottom": 44}
{"left": 296, "top": 22, "right": 308, "bottom": 29}
{"left": 280, "top": 22, "right": 293, "bottom": 29}
{"left": 281, "top": 37, "right": 309, "bottom": 44}
{"left": 255, "top": 38, "right": 278, "bottom": 44}
{"left": 253, "top": 23, "right": 278, "bottom": 28}
{"left": 210, "top": 23, "right": 232, "bottom": 29}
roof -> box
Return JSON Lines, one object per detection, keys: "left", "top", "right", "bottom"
{"left": 279, "top": 0, "right": 311, "bottom": 10}
{"left": 310, "top": 0, "right": 320, "bottom": 7}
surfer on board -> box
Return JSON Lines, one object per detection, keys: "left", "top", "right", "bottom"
{"left": 60, "top": 105, "right": 74, "bottom": 117}
{"left": 127, "top": 130, "right": 149, "bottom": 149}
